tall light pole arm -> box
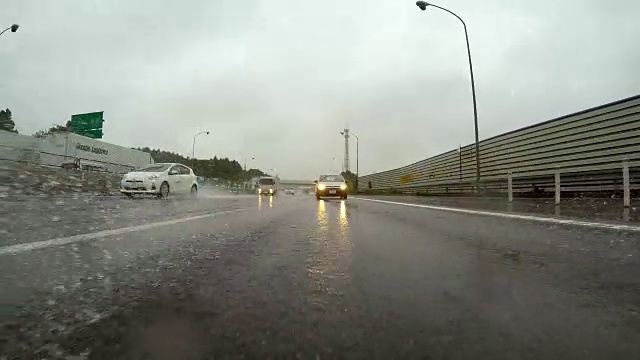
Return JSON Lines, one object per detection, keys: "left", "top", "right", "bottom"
{"left": 0, "top": 24, "right": 19, "bottom": 37}
{"left": 191, "top": 131, "right": 210, "bottom": 160}
{"left": 433, "top": 6, "right": 481, "bottom": 186}
{"left": 426, "top": 4, "right": 464, "bottom": 25}
{"left": 416, "top": 1, "right": 481, "bottom": 187}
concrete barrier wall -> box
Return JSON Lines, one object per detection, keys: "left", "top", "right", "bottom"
{"left": 0, "top": 131, "right": 158, "bottom": 196}
{"left": 0, "top": 131, "right": 154, "bottom": 174}
{"left": 0, "top": 160, "right": 122, "bottom": 196}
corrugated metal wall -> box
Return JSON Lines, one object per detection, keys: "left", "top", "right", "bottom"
{"left": 359, "top": 95, "right": 640, "bottom": 193}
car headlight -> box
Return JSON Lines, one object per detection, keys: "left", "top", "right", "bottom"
{"left": 147, "top": 175, "right": 159, "bottom": 180}
{"left": 317, "top": 184, "right": 326, "bottom": 190}
{"left": 269, "top": 188, "right": 273, "bottom": 193}
{"left": 340, "top": 184, "right": 347, "bottom": 190}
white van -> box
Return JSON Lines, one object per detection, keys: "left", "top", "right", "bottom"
{"left": 256, "top": 176, "right": 278, "bottom": 195}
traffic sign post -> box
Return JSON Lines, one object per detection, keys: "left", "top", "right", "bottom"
{"left": 69, "top": 111, "right": 104, "bottom": 139}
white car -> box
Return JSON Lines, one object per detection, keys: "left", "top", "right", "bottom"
{"left": 120, "top": 163, "right": 198, "bottom": 198}
{"left": 256, "top": 176, "right": 278, "bottom": 196}
{"left": 315, "top": 174, "right": 348, "bottom": 200}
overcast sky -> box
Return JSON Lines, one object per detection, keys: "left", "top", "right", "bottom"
{"left": 2, "top": 0, "right": 639, "bottom": 179}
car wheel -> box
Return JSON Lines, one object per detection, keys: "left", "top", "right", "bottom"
{"left": 316, "top": 194, "right": 321, "bottom": 200}
{"left": 159, "top": 182, "right": 170, "bottom": 199}
{"left": 342, "top": 195, "right": 348, "bottom": 200}
{"left": 190, "top": 184, "right": 198, "bottom": 196}
{"left": 124, "top": 193, "right": 133, "bottom": 199}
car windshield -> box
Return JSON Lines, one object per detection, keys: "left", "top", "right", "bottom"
{"left": 136, "top": 164, "right": 171, "bottom": 172}
{"left": 258, "top": 178, "right": 275, "bottom": 185}
{"left": 319, "top": 175, "right": 344, "bottom": 182}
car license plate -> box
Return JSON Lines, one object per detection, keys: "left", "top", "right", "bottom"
{"left": 329, "top": 190, "right": 336, "bottom": 194}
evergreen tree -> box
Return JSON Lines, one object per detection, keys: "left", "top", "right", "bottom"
{"left": 0, "top": 108, "right": 17, "bottom": 133}
{"left": 134, "top": 148, "right": 267, "bottom": 181}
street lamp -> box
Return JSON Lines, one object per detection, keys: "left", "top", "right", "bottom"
{"left": 415, "top": 1, "right": 481, "bottom": 191}
{"left": 191, "top": 131, "right": 210, "bottom": 166}
{"left": 341, "top": 131, "right": 359, "bottom": 191}
{"left": 244, "top": 155, "right": 256, "bottom": 172}
{"left": 238, "top": 153, "right": 256, "bottom": 172}
{"left": 238, "top": 152, "right": 246, "bottom": 171}
{"left": 331, "top": 157, "right": 338, "bottom": 173}
{"left": 265, "top": 168, "right": 278, "bottom": 178}
{"left": 0, "top": 24, "right": 19, "bottom": 37}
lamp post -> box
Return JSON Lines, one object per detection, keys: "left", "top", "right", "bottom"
{"left": 265, "top": 168, "right": 278, "bottom": 178}
{"left": 341, "top": 131, "right": 359, "bottom": 191}
{"left": 415, "top": 1, "right": 481, "bottom": 192}
{"left": 239, "top": 152, "right": 252, "bottom": 172}
{"left": 0, "top": 24, "right": 19, "bottom": 37}
{"left": 191, "top": 131, "right": 210, "bottom": 167}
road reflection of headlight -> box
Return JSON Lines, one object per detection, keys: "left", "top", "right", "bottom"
{"left": 339, "top": 200, "right": 349, "bottom": 239}
{"left": 318, "top": 184, "right": 326, "bottom": 190}
{"left": 340, "top": 184, "right": 347, "bottom": 190}
{"left": 269, "top": 195, "right": 273, "bottom": 207}
{"left": 317, "top": 199, "right": 327, "bottom": 225}
{"left": 318, "top": 199, "right": 326, "bottom": 213}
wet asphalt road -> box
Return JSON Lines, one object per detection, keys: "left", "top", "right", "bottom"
{"left": 1, "top": 192, "right": 640, "bottom": 359}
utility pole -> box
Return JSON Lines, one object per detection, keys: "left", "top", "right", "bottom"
{"left": 341, "top": 127, "right": 350, "bottom": 173}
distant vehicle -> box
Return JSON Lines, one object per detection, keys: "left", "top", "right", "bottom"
{"left": 120, "top": 163, "right": 198, "bottom": 199}
{"left": 256, "top": 176, "right": 278, "bottom": 196}
{"left": 285, "top": 189, "right": 295, "bottom": 195}
{"left": 315, "top": 174, "right": 348, "bottom": 200}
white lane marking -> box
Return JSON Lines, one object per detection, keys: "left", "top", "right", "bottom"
{"left": 0, "top": 209, "right": 248, "bottom": 256}
{"left": 353, "top": 197, "right": 640, "bottom": 232}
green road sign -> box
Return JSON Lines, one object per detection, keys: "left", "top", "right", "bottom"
{"left": 82, "top": 129, "right": 104, "bottom": 139}
{"left": 70, "top": 111, "right": 104, "bottom": 139}
{"left": 71, "top": 111, "right": 103, "bottom": 128}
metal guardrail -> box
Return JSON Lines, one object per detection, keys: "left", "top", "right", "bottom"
{"left": 358, "top": 94, "right": 640, "bottom": 200}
